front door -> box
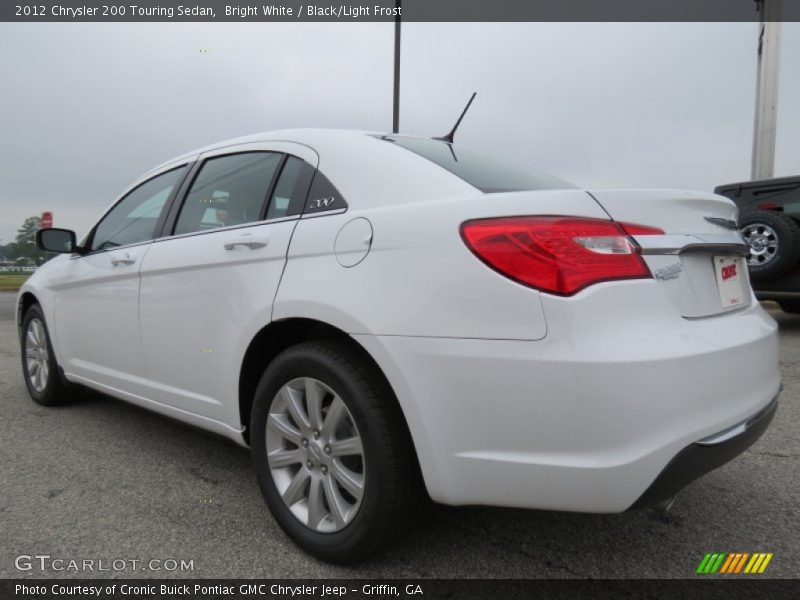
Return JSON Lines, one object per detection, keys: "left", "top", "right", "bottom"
{"left": 51, "top": 166, "right": 188, "bottom": 395}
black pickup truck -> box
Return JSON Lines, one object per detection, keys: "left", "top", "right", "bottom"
{"left": 714, "top": 176, "right": 800, "bottom": 313}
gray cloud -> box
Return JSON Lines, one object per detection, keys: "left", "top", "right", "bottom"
{"left": 0, "top": 22, "right": 797, "bottom": 243}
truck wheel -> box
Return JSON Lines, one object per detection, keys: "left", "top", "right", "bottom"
{"left": 740, "top": 211, "right": 800, "bottom": 281}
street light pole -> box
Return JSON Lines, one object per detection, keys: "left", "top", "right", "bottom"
{"left": 751, "top": 0, "right": 782, "bottom": 181}
{"left": 392, "top": 0, "right": 401, "bottom": 133}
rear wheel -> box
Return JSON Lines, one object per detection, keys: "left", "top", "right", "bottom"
{"left": 740, "top": 211, "right": 800, "bottom": 281}
{"left": 250, "top": 340, "right": 421, "bottom": 563}
{"left": 21, "top": 304, "right": 76, "bottom": 406}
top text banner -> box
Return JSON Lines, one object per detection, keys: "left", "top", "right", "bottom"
{"left": 4, "top": 0, "right": 800, "bottom": 22}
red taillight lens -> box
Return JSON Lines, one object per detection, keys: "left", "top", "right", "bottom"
{"left": 460, "top": 216, "right": 654, "bottom": 296}
{"left": 618, "top": 222, "right": 665, "bottom": 236}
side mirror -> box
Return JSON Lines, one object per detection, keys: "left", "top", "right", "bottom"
{"left": 36, "top": 228, "right": 78, "bottom": 254}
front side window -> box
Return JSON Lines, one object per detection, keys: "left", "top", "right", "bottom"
{"left": 377, "top": 135, "right": 575, "bottom": 193}
{"left": 174, "top": 152, "right": 282, "bottom": 235}
{"left": 91, "top": 166, "right": 186, "bottom": 251}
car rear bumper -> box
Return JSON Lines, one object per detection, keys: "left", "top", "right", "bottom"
{"left": 630, "top": 394, "right": 778, "bottom": 508}
{"left": 353, "top": 284, "right": 781, "bottom": 512}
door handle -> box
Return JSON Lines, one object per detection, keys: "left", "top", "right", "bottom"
{"left": 224, "top": 236, "right": 269, "bottom": 251}
{"left": 110, "top": 254, "right": 136, "bottom": 266}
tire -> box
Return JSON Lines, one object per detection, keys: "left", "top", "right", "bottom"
{"left": 779, "top": 300, "right": 800, "bottom": 314}
{"left": 20, "top": 304, "right": 76, "bottom": 406}
{"left": 250, "top": 340, "right": 421, "bottom": 563}
{"left": 739, "top": 211, "right": 800, "bottom": 282}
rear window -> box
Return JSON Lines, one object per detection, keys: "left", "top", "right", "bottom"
{"left": 377, "top": 135, "right": 574, "bottom": 193}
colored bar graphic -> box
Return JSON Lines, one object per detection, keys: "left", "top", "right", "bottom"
{"left": 710, "top": 553, "right": 726, "bottom": 573}
{"left": 758, "top": 554, "right": 774, "bottom": 573}
{"left": 697, "top": 552, "right": 773, "bottom": 574}
{"left": 734, "top": 553, "right": 749, "bottom": 573}
{"left": 720, "top": 554, "right": 736, "bottom": 574}
{"left": 696, "top": 554, "right": 712, "bottom": 574}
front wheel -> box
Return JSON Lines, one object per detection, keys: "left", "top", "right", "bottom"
{"left": 20, "top": 304, "right": 76, "bottom": 406}
{"left": 250, "top": 341, "right": 421, "bottom": 563}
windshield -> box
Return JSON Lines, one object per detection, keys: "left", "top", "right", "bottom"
{"left": 377, "top": 135, "right": 575, "bottom": 193}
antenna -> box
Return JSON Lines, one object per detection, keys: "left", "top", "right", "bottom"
{"left": 434, "top": 92, "right": 477, "bottom": 144}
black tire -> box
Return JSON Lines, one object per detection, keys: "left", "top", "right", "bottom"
{"left": 20, "top": 304, "right": 76, "bottom": 406}
{"left": 250, "top": 340, "right": 421, "bottom": 563}
{"left": 778, "top": 300, "right": 800, "bottom": 314}
{"left": 739, "top": 211, "right": 800, "bottom": 281}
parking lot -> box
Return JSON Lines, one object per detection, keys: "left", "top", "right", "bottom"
{"left": 0, "top": 291, "right": 798, "bottom": 579}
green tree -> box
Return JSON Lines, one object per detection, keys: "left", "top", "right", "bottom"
{"left": 11, "top": 216, "right": 47, "bottom": 266}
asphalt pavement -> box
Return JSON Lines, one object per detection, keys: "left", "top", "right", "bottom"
{"left": 1, "top": 291, "right": 798, "bottom": 578}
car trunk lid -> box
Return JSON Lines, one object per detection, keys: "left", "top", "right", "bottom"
{"left": 589, "top": 189, "right": 751, "bottom": 318}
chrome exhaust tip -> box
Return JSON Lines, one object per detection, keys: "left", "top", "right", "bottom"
{"left": 652, "top": 496, "right": 676, "bottom": 514}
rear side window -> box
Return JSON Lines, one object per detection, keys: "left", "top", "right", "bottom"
{"left": 377, "top": 135, "right": 574, "bottom": 193}
{"left": 174, "top": 152, "right": 282, "bottom": 235}
{"left": 266, "top": 157, "right": 315, "bottom": 219}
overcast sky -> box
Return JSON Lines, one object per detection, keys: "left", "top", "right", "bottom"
{"left": 0, "top": 22, "right": 798, "bottom": 243}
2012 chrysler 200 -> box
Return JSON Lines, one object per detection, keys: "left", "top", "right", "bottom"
{"left": 19, "top": 130, "right": 780, "bottom": 562}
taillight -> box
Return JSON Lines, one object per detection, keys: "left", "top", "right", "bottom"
{"left": 617, "top": 222, "right": 665, "bottom": 236}
{"left": 460, "top": 216, "right": 657, "bottom": 296}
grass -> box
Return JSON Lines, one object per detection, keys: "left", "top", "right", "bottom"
{"left": 0, "top": 273, "right": 31, "bottom": 292}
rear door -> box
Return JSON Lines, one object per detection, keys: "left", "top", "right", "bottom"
{"left": 137, "top": 142, "right": 317, "bottom": 424}
{"left": 589, "top": 189, "right": 751, "bottom": 318}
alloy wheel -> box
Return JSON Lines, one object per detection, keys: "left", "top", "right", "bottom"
{"left": 25, "top": 318, "right": 50, "bottom": 393}
{"left": 266, "top": 377, "right": 365, "bottom": 533}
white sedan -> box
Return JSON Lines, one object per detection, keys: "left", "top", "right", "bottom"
{"left": 19, "top": 129, "right": 780, "bottom": 562}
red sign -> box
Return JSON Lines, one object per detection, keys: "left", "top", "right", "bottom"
{"left": 41, "top": 211, "right": 53, "bottom": 229}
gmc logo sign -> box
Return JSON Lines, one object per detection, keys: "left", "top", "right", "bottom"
{"left": 721, "top": 263, "right": 738, "bottom": 281}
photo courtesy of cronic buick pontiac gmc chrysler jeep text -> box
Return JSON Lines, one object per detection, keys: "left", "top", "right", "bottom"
{"left": 19, "top": 130, "right": 781, "bottom": 562}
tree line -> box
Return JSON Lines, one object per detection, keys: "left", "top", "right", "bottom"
{"left": 0, "top": 216, "right": 50, "bottom": 266}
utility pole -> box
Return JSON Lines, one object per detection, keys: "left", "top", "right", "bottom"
{"left": 751, "top": 0, "right": 782, "bottom": 181}
{"left": 392, "top": 0, "right": 401, "bottom": 133}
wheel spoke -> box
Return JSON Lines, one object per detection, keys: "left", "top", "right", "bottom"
{"left": 27, "top": 329, "right": 37, "bottom": 348}
{"left": 329, "top": 436, "right": 363, "bottom": 457}
{"left": 282, "top": 468, "right": 310, "bottom": 506}
{"left": 34, "top": 367, "right": 44, "bottom": 391}
{"left": 307, "top": 476, "right": 326, "bottom": 529}
{"left": 40, "top": 361, "right": 49, "bottom": 384}
{"left": 304, "top": 378, "right": 324, "bottom": 431}
{"left": 322, "top": 473, "right": 348, "bottom": 528}
{"left": 321, "top": 396, "right": 347, "bottom": 440}
{"left": 330, "top": 459, "right": 364, "bottom": 501}
{"left": 33, "top": 321, "right": 44, "bottom": 346}
{"left": 281, "top": 386, "right": 310, "bottom": 432}
{"left": 25, "top": 348, "right": 38, "bottom": 359}
{"left": 267, "top": 414, "right": 302, "bottom": 446}
{"left": 268, "top": 448, "right": 303, "bottom": 468}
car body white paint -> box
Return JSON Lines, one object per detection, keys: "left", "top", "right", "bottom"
{"left": 19, "top": 129, "right": 781, "bottom": 512}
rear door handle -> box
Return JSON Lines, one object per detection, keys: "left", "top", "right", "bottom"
{"left": 224, "top": 235, "right": 269, "bottom": 251}
{"left": 110, "top": 254, "right": 136, "bottom": 266}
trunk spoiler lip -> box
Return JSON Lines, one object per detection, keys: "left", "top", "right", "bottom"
{"left": 633, "top": 233, "right": 749, "bottom": 256}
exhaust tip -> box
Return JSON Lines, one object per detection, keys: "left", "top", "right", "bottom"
{"left": 652, "top": 496, "right": 677, "bottom": 514}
